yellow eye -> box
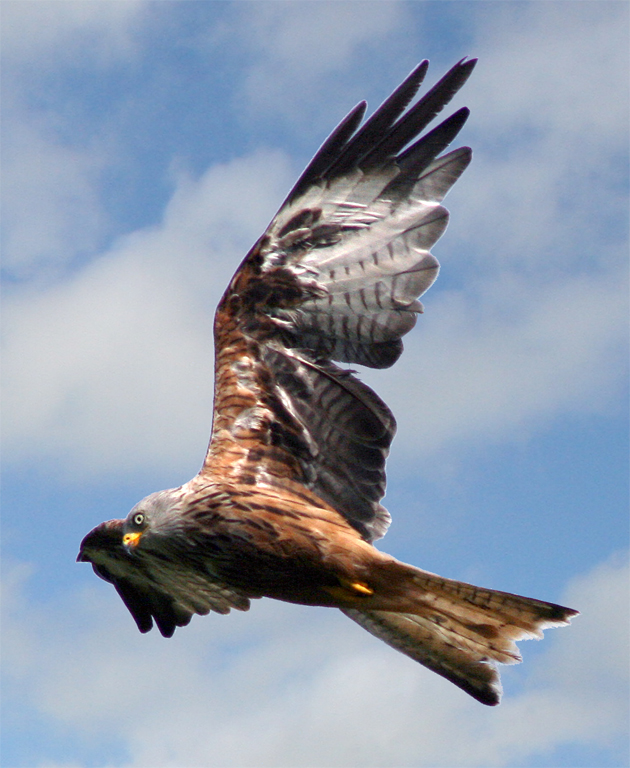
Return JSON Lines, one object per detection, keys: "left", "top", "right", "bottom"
{"left": 133, "top": 513, "right": 144, "bottom": 526}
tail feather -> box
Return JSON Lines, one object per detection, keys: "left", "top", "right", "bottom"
{"left": 342, "top": 564, "right": 578, "bottom": 705}
{"left": 342, "top": 607, "right": 504, "bottom": 705}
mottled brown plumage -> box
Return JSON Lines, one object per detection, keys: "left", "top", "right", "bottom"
{"left": 78, "top": 58, "right": 578, "bottom": 706}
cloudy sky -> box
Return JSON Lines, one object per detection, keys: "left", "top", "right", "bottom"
{"left": 1, "top": 2, "right": 628, "bottom": 767}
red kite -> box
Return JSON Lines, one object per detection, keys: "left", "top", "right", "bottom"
{"left": 79, "top": 59, "right": 577, "bottom": 705}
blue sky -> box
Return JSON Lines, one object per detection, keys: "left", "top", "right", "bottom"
{"left": 1, "top": 2, "right": 628, "bottom": 767}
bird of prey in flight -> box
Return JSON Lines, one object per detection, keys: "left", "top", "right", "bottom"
{"left": 78, "top": 58, "right": 577, "bottom": 706}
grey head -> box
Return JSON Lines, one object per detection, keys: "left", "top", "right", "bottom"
{"left": 121, "top": 487, "right": 187, "bottom": 552}
{"left": 77, "top": 483, "right": 250, "bottom": 637}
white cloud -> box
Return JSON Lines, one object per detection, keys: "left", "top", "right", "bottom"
{"left": 556, "top": 554, "right": 629, "bottom": 687}
{"left": 1, "top": 103, "right": 108, "bottom": 278}
{"left": 4, "top": 552, "right": 627, "bottom": 767}
{"left": 242, "top": 1, "right": 404, "bottom": 75}
{"left": 1, "top": 0, "right": 151, "bottom": 277}
{"left": 0, "top": 0, "right": 147, "bottom": 66}
{"left": 1, "top": 150, "right": 293, "bottom": 477}
{"left": 453, "top": 0, "right": 629, "bottom": 272}
{"left": 372, "top": 264, "right": 628, "bottom": 461}
{"left": 239, "top": 1, "right": 408, "bottom": 121}
{"left": 470, "top": 1, "right": 628, "bottom": 142}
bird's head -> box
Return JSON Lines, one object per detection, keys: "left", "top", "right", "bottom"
{"left": 121, "top": 488, "right": 186, "bottom": 553}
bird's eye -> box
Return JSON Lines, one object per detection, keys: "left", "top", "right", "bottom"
{"left": 133, "top": 513, "right": 145, "bottom": 526}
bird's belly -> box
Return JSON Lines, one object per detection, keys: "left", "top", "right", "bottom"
{"left": 187, "top": 506, "right": 379, "bottom": 607}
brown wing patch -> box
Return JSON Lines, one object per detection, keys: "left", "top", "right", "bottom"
{"left": 200, "top": 59, "right": 477, "bottom": 541}
{"left": 202, "top": 271, "right": 395, "bottom": 541}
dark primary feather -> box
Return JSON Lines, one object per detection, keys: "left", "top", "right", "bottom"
{"left": 285, "top": 100, "right": 368, "bottom": 207}
{"left": 360, "top": 57, "right": 476, "bottom": 170}
{"left": 324, "top": 60, "right": 430, "bottom": 181}
{"left": 285, "top": 58, "right": 474, "bottom": 201}
{"left": 77, "top": 519, "right": 192, "bottom": 637}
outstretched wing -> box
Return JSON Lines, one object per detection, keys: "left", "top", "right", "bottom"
{"left": 201, "top": 59, "right": 476, "bottom": 542}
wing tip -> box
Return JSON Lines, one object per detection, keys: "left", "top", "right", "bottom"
{"left": 476, "top": 679, "right": 503, "bottom": 707}
{"left": 538, "top": 605, "right": 580, "bottom": 631}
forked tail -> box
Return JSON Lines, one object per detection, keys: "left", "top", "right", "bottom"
{"left": 341, "top": 563, "right": 578, "bottom": 705}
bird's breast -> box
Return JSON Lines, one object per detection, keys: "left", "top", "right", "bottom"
{"left": 178, "top": 480, "right": 380, "bottom": 607}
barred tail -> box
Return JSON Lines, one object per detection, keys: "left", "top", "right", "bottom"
{"left": 341, "top": 564, "right": 578, "bottom": 705}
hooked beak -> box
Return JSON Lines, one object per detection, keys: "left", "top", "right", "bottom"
{"left": 122, "top": 531, "right": 143, "bottom": 550}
